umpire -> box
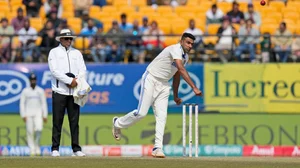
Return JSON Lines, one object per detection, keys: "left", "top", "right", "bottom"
{"left": 48, "top": 29, "right": 86, "bottom": 157}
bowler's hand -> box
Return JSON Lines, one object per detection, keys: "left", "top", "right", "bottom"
{"left": 43, "top": 118, "right": 47, "bottom": 123}
{"left": 174, "top": 97, "right": 182, "bottom": 105}
{"left": 68, "top": 78, "right": 77, "bottom": 88}
{"left": 193, "top": 88, "right": 203, "bottom": 96}
{"left": 23, "top": 117, "right": 26, "bottom": 122}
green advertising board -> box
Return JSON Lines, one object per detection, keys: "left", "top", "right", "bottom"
{"left": 0, "top": 114, "right": 300, "bottom": 146}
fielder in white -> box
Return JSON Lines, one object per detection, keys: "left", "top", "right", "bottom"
{"left": 112, "top": 33, "right": 202, "bottom": 158}
{"left": 20, "top": 73, "right": 48, "bottom": 156}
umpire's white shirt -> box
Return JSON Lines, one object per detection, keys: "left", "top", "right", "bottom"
{"left": 147, "top": 43, "right": 189, "bottom": 81}
{"left": 48, "top": 44, "right": 86, "bottom": 96}
{"left": 20, "top": 86, "right": 48, "bottom": 118}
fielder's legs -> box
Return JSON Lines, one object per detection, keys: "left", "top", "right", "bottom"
{"left": 34, "top": 116, "right": 43, "bottom": 155}
{"left": 26, "top": 117, "right": 35, "bottom": 155}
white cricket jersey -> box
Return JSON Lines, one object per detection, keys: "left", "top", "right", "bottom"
{"left": 20, "top": 86, "right": 48, "bottom": 118}
{"left": 146, "top": 43, "right": 189, "bottom": 81}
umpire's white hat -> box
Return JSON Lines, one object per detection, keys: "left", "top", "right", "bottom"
{"left": 55, "top": 29, "right": 76, "bottom": 42}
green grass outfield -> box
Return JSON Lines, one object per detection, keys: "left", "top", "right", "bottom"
{"left": 1, "top": 157, "right": 300, "bottom": 168}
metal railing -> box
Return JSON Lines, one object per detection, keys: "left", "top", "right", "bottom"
{"left": 0, "top": 34, "right": 299, "bottom": 63}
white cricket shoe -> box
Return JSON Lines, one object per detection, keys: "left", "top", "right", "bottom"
{"left": 152, "top": 148, "right": 165, "bottom": 158}
{"left": 51, "top": 150, "right": 60, "bottom": 157}
{"left": 112, "top": 116, "right": 121, "bottom": 141}
{"left": 72, "top": 151, "right": 86, "bottom": 157}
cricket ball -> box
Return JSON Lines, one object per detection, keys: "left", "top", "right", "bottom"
{"left": 260, "top": 0, "right": 266, "bottom": 6}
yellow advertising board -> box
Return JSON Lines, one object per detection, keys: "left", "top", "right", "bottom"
{"left": 204, "top": 64, "right": 300, "bottom": 113}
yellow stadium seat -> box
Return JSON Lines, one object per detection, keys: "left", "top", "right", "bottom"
{"left": 262, "top": 18, "right": 278, "bottom": 25}
{"left": 170, "top": 18, "right": 186, "bottom": 26}
{"left": 194, "top": 6, "right": 207, "bottom": 13}
{"left": 163, "top": 13, "right": 179, "bottom": 20}
{"left": 112, "top": 0, "right": 128, "bottom": 6}
{"left": 35, "top": 36, "right": 42, "bottom": 46}
{"left": 139, "top": 6, "right": 156, "bottom": 13}
{"left": 72, "top": 25, "right": 82, "bottom": 35}
{"left": 186, "top": 0, "right": 198, "bottom": 6}
{"left": 0, "top": 6, "right": 10, "bottom": 15}
{"left": 61, "top": 11, "right": 75, "bottom": 19}
{"left": 282, "top": 7, "right": 298, "bottom": 13}
{"left": 10, "top": 0, "right": 22, "bottom": 7}
{"left": 64, "top": 5, "right": 74, "bottom": 12}
{"left": 6, "top": 13, "right": 17, "bottom": 23}
{"left": 239, "top": 2, "right": 248, "bottom": 12}
{"left": 283, "top": 18, "right": 296, "bottom": 27}
{"left": 175, "top": 6, "right": 191, "bottom": 14}
{"left": 194, "top": 18, "right": 205, "bottom": 31}
{"left": 172, "top": 24, "right": 187, "bottom": 35}
{"left": 74, "top": 37, "right": 90, "bottom": 50}
{"left": 30, "top": 18, "right": 43, "bottom": 25}
{"left": 199, "top": 1, "right": 213, "bottom": 11}
{"left": 283, "top": 12, "right": 299, "bottom": 23}
{"left": 145, "top": 12, "right": 160, "bottom": 21}
{"left": 296, "top": 27, "right": 300, "bottom": 35}
{"left": 203, "top": 36, "right": 218, "bottom": 45}
{"left": 89, "top": 5, "right": 101, "bottom": 14}
{"left": 180, "top": 13, "right": 195, "bottom": 22}
{"left": 287, "top": 1, "right": 300, "bottom": 8}
{"left": 118, "top": 6, "right": 136, "bottom": 14}
{"left": 101, "top": 6, "right": 117, "bottom": 13}
{"left": 159, "top": 24, "right": 172, "bottom": 34}
{"left": 12, "top": 36, "right": 20, "bottom": 48}
{"left": 31, "top": 23, "right": 43, "bottom": 31}
{"left": 156, "top": 6, "right": 173, "bottom": 14}
{"left": 260, "top": 7, "right": 277, "bottom": 15}
{"left": 39, "top": 6, "right": 46, "bottom": 20}
{"left": 11, "top": 5, "right": 26, "bottom": 13}
{"left": 62, "top": 0, "right": 73, "bottom": 7}
{"left": 0, "top": 1, "right": 9, "bottom": 6}
{"left": 164, "top": 36, "right": 180, "bottom": 46}
{"left": 130, "top": 12, "right": 144, "bottom": 21}
{"left": 68, "top": 17, "right": 82, "bottom": 27}
{"left": 196, "top": 13, "right": 206, "bottom": 21}
{"left": 131, "top": 0, "right": 147, "bottom": 7}
{"left": 260, "top": 24, "right": 278, "bottom": 34}
{"left": 269, "top": 1, "right": 285, "bottom": 12}
{"left": 207, "top": 24, "right": 220, "bottom": 35}
{"left": 287, "top": 25, "right": 297, "bottom": 34}
{"left": 217, "top": 2, "right": 231, "bottom": 11}
{"left": 90, "top": 12, "right": 111, "bottom": 21}
{"left": 267, "top": 13, "right": 282, "bottom": 22}
{"left": 232, "top": 23, "right": 240, "bottom": 32}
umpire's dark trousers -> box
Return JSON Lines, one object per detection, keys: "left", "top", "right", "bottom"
{"left": 51, "top": 91, "right": 81, "bottom": 152}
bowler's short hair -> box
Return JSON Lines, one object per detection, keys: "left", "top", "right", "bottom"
{"left": 181, "top": 33, "right": 195, "bottom": 41}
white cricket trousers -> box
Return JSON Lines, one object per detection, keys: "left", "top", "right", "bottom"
{"left": 26, "top": 116, "right": 43, "bottom": 155}
{"left": 114, "top": 71, "right": 170, "bottom": 149}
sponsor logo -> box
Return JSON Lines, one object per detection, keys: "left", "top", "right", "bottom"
{"left": 133, "top": 72, "right": 201, "bottom": 105}
{"left": 292, "top": 146, "right": 300, "bottom": 156}
{"left": 41, "top": 71, "right": 125, "bottom": 87}
{"left": 0, "top": 70, "right": 29, "bottom": 106}
{"left": 121, "top": 145, "right": 142, "bottom": 156}
{"left": 243, "top": 146, "right": 282, "bottom": 156}
{"left": 41, "top": 146, "right": 51, "bottom": 156}
{"left": 203, "top": 145, "right": 242, "bottom": 156}
{"left": 251, "top": 146, "right": 274, "bottom": 156}
{"left": 0, "top": 146, "right": 30, "bottom": 156}
{"left": 82, "top": 146, "right": 103, "bottom": 156}
{"left": 103, "top": 146, "right": 121, "bottom": 156}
